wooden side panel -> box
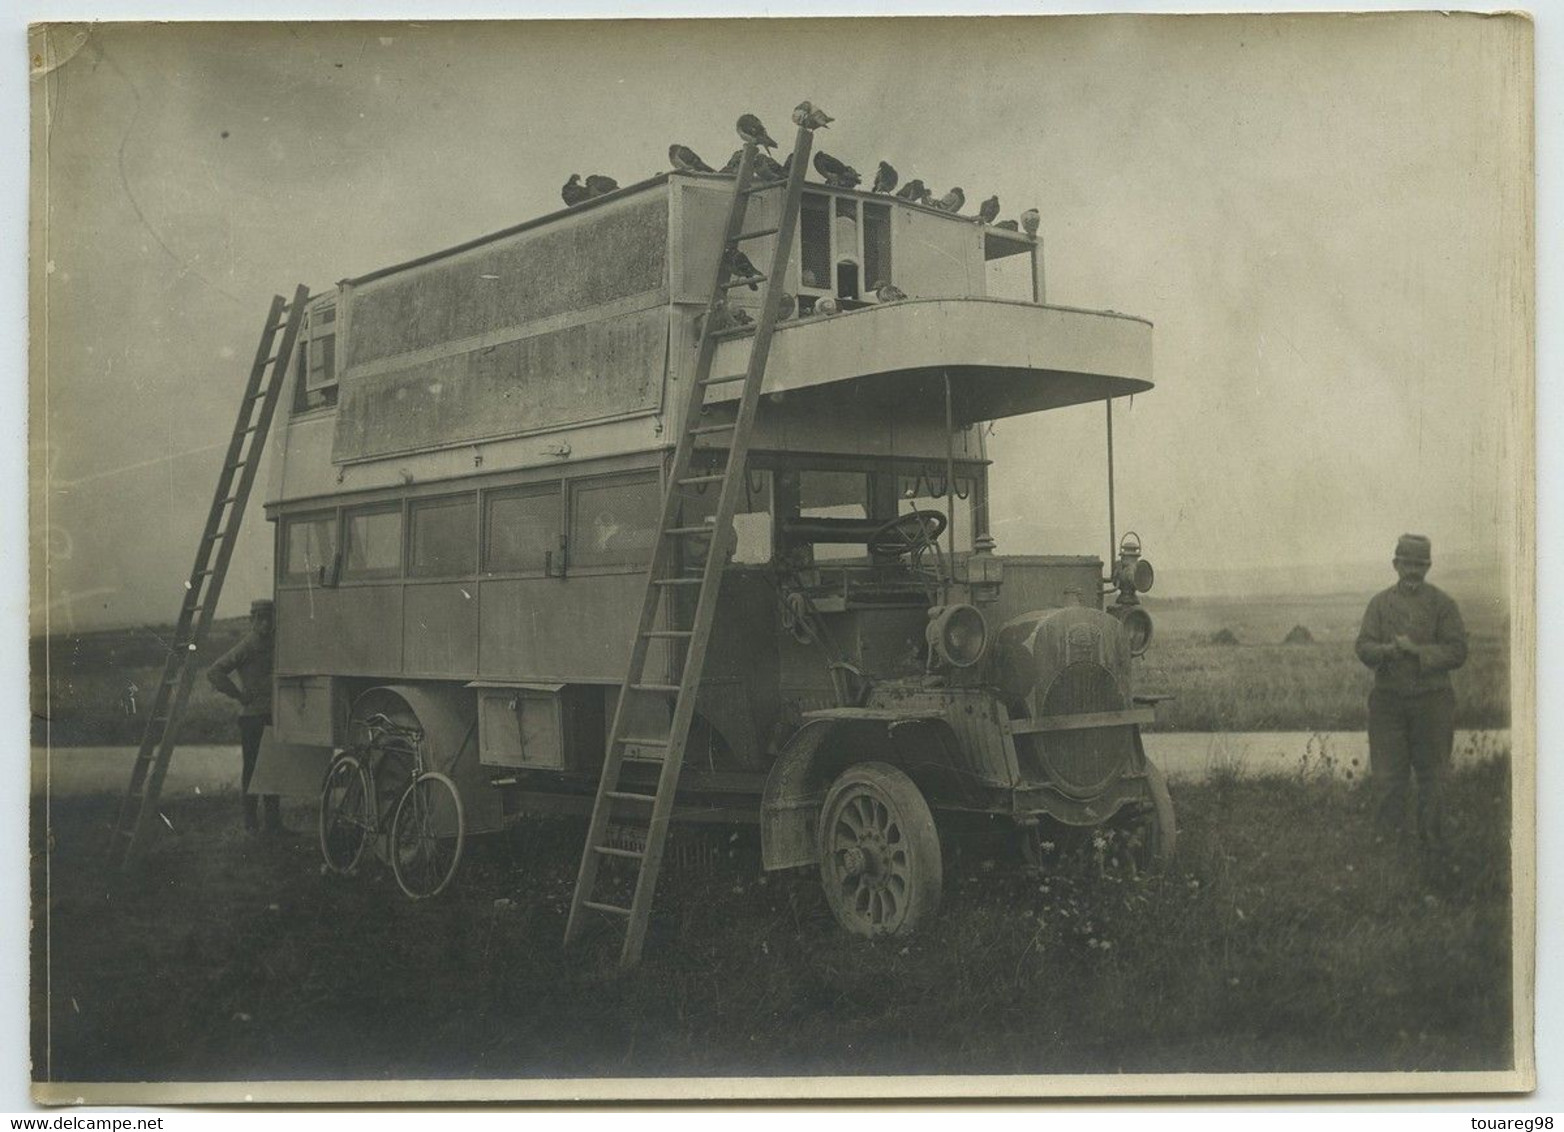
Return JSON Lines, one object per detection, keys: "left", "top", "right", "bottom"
{"left": 892, "top": 207, "right": 984, "bottom": 300}
{"left": 675, "top": 180, "right": 781, "bottom": 308}
{"left": 333, "top": 305, "right": 668, "bottom": 462}
{"left": 276, "top": 586, "right": 404, "bottom": 675}
{"left": 477, "top": 574, "right": 646, "bottom": 682}
{"left": 344, "top": 195, "right": 669, "bottom": 368}
{"left": 403, "top": 583, "right": 480, "bottom": 678}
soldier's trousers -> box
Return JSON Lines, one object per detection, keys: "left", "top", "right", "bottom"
{"left": 1368, "top": 688, "right": 1455, "bottom": 843}
{"left": 239, "top": 715, "right": 281, "bottom": 831}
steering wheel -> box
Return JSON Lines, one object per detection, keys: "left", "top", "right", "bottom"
{"left": 868, "top": 509, "right": 948, "bottom": 558}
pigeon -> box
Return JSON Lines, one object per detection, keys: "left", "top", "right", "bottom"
{"left": 978, "top": 195, "right": 1000, "bottom": 224}
{"left": 561, "top": 174, "right": 590, "bottom": 207}
{"left": 722, "top": 247, "right": 763, "bottom": 291}
{"left": 736, "top": 113, "right": 779, "bottom": 150}
{"left": 895, "top": 179, "right": 927, "bottom": 203}
{"left": 1020, "top": 208, "right": 1040, "bottom": 236}
{"left": 754, "top": 151, "right": 788, "bottom": 182}
{"left": 776, "top": 292, "right": 797, "bottom": 321}
{"left": 919, "top": 189, "right": 937, "bottom": 207}
{"left": 813, "top": 151, "right": 861, "bottom": 189}
{"left": 792, "top": 100, "right": 834, "bottom": 130}
{"left": 872, "top": 161, "right": 898, "bottom": 194}
{"left": 585, "top": 174, "right": 619, "bottom": 198}
{"left": 720, "top": 148, "right": 745, "bottom": 174}
{"left": 815, "top": 295, "right": 840, "bottom": 316}
{"left": 729, "top": 307, "right": 755, "bottom": 327}
{"left": 994, "top": 219, "right": 1020, "bottom": 231}
{"left": 698, "top": 301, "right": 734, "bottom": 336}
{"left": 872, "top": 281, "right": 907, "bottom": 303}
{"left": 669, "top": 144, "right": 715, "bottom": 173}
{"left": 937, "top": 187, "right": 965, "bottom": 213}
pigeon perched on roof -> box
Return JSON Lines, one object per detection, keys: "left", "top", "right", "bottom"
{"left": 978, "top": 195, "right": 1000, "bottom": 224}
{"left": 872, "top": 162, "right": 898, "bottom": 194}
{"left": 720, "top": 148, "right": 745, "bottom": 174}
{"left": 1020, "top": 208, "right": 1040, "bottom": 236}
{"left": 585, "top": 174, "right": 619, "bottom": 198}
{"left": 919, "top": 189, "right": 937, "bottom": 207}
{"left": 561, "top": 174, "right": 590, "bottom": 207}
{"left": 736, "top": 114, "right": 779, "bottom": 150}
{"left": 872, "top": 281, "right": 907, "bottom": 303}
{"left": 669, "top": 144, "right": 715, "bottom": 173}
{"left": 994, "top": 219, "right": 1020, "bottom": 231}
{"left": 936, "top": 187, "right": 965, "bottom": 213}
{"left": 813, "top": 151, "right": 862, "bottom": 189}
{"left": 792, "top": 101, "right": 835, "bottom": 130}
{"left": 894, "top": 179, "right": 926, "bottom": 204}
{"left": 755, "top": 151, "right": 788, "bottom": 182}
{"left": 722, "top": 247, "right": 763, "bottom": 291}
{"left": 815, "top": 295, "right": 840, "bottom": 316}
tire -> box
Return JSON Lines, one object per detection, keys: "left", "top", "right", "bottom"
{"left": 1104, "top": 760, "right": 1176, "bottom": 877}
{"left": 390, "top": 771, "right": 466, "bottom": 900}
{"left": 319, "top": 754, "right": 374, "bottom": 875}
{"left": 817, "top": 762, "right": 943, "bottom": 936}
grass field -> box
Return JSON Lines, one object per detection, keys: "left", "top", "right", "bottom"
{"left": 32, "top": 753, "right": 1513, "bottom": 1084}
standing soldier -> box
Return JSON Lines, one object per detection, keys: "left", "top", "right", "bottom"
{"left": 207, "top": 598, "right": 283, "bottom": 834}
{"left": 1354, "top": 534, "right": 1468, "bottom": 845}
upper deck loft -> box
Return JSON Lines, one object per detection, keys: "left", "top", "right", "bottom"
{"left": 269, "top": 169, "right": 1152, "bottom": 506}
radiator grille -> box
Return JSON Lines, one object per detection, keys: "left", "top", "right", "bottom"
{"left": 1037, "top": 661, "right": 1132, "bottom": 796}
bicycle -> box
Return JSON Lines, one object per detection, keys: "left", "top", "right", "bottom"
{"left": 318, "top": 711, "right": 466, "bottom": 899}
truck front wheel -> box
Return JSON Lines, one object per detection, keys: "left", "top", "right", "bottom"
{"left": 817, "top": 762, "right": 943, "bottom": 936}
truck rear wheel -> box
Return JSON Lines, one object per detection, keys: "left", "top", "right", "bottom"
{"left": 818, "top": 762, "right": 942, "bottom": 936}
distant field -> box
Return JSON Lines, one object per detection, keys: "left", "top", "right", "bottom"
{"left": 1137, "top": 592, "right": 1510, "bottom": 732}
{"left": 30, "top": 587, "right": 1512, "bottom": 746}
{"left": 31, "top": 753, "right": 1514, "bottom": 1082}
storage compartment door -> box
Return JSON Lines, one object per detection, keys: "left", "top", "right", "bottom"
{"left": 477, "top": 685, "right": 566, "bottom": 769}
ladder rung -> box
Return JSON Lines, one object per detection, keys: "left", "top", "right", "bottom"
{"left": 740, "top": 182, "right": 777, "bottom": 196}
{"left": 593, "top": 845, "right": 645, "bottom": 860}
{"left": 631, "top": 683, "right": 681, "bottom": 695}
{"left": 732, "top": 227, "right": 779, "bottom": 242}
{"left": 606, "top": 790, "right": 657, "bottom": 804}
{"left": 218, "top": 495, "right": 239, "bottom": 506}
{"left": 583, "top": 900, "right": 634, "bottom": 917}
{"left": 241, "top": 425, "right": 262, "bottom": 434}
{"left": 619, "top": 735, "right": 671, "bottom": 746}
{"left": 722, "top": 274, "right": 767, "bottom": 290}
{"left": 249, "top": 389, "right": 270, "bottom": 401}
{"left": 260, "top": 354, "right": 279, "bottom": 365}
{"left": 652, "top": 577, "right": 704, "bottom": 587}
{"left": 641, "top": 630, "right": 694, "bottom": 639}
{"left": 688, "top": 422, "right": 737, "bottom": 436}
{"left": 699, "top": 373, "right": 749, "bottom": 387}
{"left": 664, "top": 525, "right": 716, "bottom": 537}
{"left": 677, "top": 474, "right": 727, "bottom": 487}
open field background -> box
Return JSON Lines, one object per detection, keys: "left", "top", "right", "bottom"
{"left": 30, "top": 587, "right": 1511, "bottom": 747}
{"left": 31, "top": 754, "right": 1513, "bottom": 1082}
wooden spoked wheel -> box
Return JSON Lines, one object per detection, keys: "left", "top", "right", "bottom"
{"left": 818, "top": 762, "right": 943, "bottom": 936}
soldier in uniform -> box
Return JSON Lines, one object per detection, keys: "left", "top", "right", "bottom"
{"left": 1354, "top": 534, "right": 1468, "bottom": 845}
{"left": 207, "top": 598, "right": 283, "bottom": 833}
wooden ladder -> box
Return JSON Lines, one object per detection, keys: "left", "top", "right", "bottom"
{"left": 564, "top": 123, "right": 816, "bottom": 967}
{"left": 108, "top": 285, "right": 310, "bottom": 867}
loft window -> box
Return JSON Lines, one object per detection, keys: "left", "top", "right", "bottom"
{"left": 799, "top": 193, "right": 831, "bottom": 291}
{"left": 341, "top": 504, "right": 402, "bottom": 580}
{"left": 801, "top": 469, "right": 870, "bottom": 562}
{"left": 485, "top": 486, "right": 563, "bottom": 575}
{"left": 863, "top": 202, "right": 892, "bottom": 291}
{"left": 292, "top": 301, "right": 338, "bottom": 413}
{"left": 409, "top": 495, "right": 477, "bottom": 578}
{"left": 681, "top": 465, "right": 773, "bottom": 566}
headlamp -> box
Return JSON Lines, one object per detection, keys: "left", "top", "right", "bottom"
{"left": 926, "top": 604, "right": 989, "bottom": 669}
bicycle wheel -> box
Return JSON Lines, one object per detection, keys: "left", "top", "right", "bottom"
{"left": 390, "top": 771, "right": 465, "bottom": 900}
{"left": 319, "top": 754, "right": 374, "bottom": 875}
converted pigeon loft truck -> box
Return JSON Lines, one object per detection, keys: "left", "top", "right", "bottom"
{"left": 266, "top": 168, "right": 1163, "bottom": 933}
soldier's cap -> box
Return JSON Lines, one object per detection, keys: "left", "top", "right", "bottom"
{"left": 250, "top": 598, "right": 276, "bottom": 615}
{"left": 1394, "top": 534, "right": 1432, "bottom": 564}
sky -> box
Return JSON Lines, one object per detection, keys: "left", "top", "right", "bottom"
{"left": 27, "top": 13, "right": 1531, "bottom": 631}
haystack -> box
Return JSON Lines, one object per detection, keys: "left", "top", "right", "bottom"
{"left": 1283, "top": 624, "right": 1315, "bottom": 645}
